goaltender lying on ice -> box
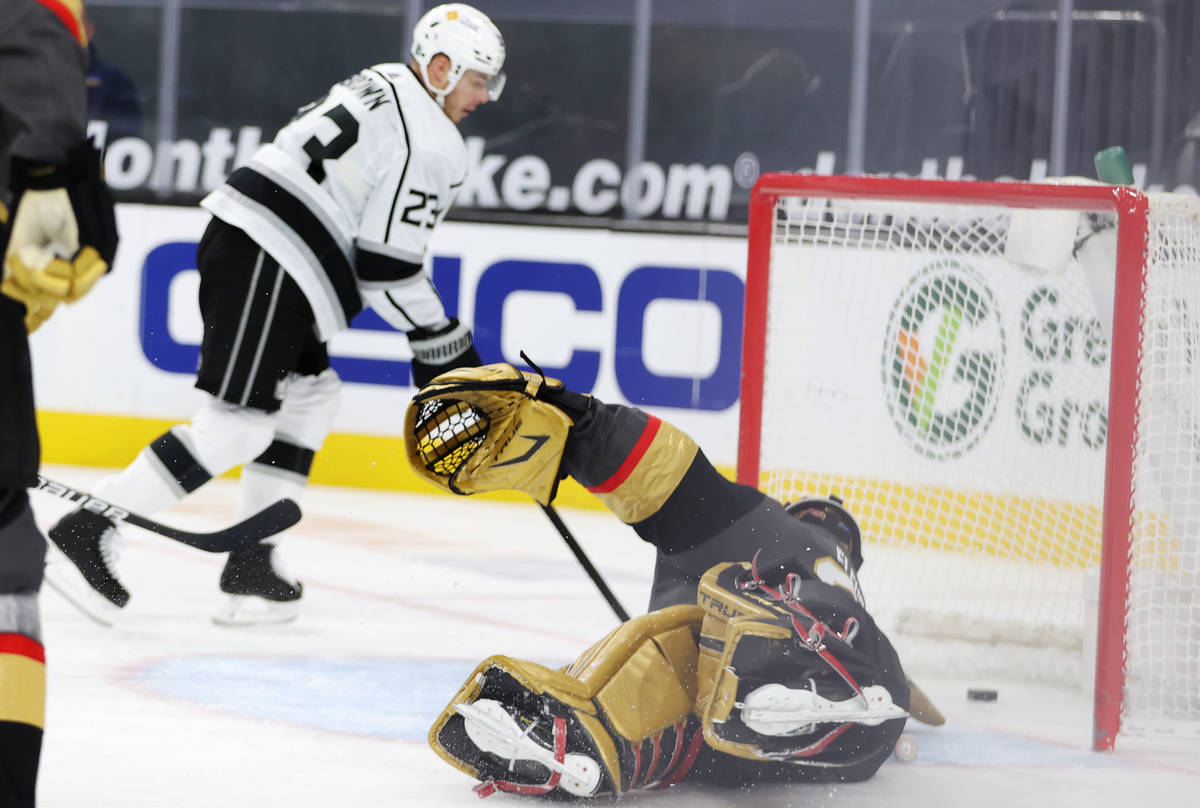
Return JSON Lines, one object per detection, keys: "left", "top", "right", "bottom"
{"left": 403, "top": 362, "right": 943, "bottom": 797}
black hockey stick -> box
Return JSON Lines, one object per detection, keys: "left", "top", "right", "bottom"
{"left": 540, "top": 503, "right": 630, "bottom": 622}
{"left": 33, "top": 475, "right": 301, "bottom": 553}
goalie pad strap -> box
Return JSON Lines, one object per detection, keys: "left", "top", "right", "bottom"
{"left": 656, "top": 728, "right": 705, "bottom": 788}
{"left": 475, "top": 716, "right": 567, "bottom": 797}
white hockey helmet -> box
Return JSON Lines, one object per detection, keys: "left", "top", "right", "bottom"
{"left": 411, "top": 4, "right": 506, "bottom": 106}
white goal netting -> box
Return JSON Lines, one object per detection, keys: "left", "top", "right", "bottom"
{"left": 744, "top": 179, "right": 1200, "bottom": 744}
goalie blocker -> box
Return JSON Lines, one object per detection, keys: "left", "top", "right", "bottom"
{"left": 408, "top": 364, "right": 911, "bottom": 795}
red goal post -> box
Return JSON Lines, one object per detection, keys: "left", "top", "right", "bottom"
{"left": 738, "top": 172, "right": 1199, "bottom": 751}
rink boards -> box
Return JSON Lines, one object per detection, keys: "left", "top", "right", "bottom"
{"left": 29, "top": 204, "right": 748, "bottom": 507}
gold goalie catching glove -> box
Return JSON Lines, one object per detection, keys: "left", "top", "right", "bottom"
{"left": 2, "top": 139, "right": 119, "bottom": 332}
{"left": 694, "top": 556, "right": 909, "bottom": 771}
{"left": 429, "top": 605, "right": 706, "bottom": 798}
{"left": 405, "top": 363, "right": 579, "bottom": 504}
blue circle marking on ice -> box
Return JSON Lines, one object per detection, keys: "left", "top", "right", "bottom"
{"left": 136, "top": 657, "right": 479, "bottom": 740}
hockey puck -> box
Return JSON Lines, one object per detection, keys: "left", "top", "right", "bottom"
{"left": 893, "top": 733, "right": 918, "bottom": 762}
{"left": 967, "top": 688, "right": 998, "bottom": 702}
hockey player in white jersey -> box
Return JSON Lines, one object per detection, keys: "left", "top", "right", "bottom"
{"left": 45, "top": 3, "right": 505, "bottom": 626}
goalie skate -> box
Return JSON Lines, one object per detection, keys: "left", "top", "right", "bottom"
{"left": 738, "top": 683, "right": 908, "bottom": 736}
{"left": 455, "top": 699, "right": 602, "bottom": 797}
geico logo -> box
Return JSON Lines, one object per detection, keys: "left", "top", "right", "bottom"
{"left": 138, "top": 243, "right": 745, "bottom": 412}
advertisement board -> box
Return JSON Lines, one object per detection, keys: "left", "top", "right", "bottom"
{"left": 763, "top": 244, "right": 1110, "bottom": 505}
{"left": 31, "top": 205, "right": 749, "bottom": 500}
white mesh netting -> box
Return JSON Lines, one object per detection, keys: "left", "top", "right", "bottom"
{"left": 1124, "top": 193, "right": 1200, "bottom": 733}
{"left": 751, "top": 188, "right": 1200, "bottom": 740}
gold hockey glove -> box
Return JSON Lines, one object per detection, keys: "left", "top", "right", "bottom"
{"left": 429, "top": 605, "right": 705, "bottom": 797}
{"left": 3, "top": 140, "right": 118, "bottom": 332}
{"left": 695, "top": 557, "right": 908, "bottom": 767}
{"left": 405, "top": 363, "right": 577, "bottom": 504}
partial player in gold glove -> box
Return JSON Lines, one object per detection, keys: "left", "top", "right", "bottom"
{"left": 1, "top": 139, "right": 118, "bottom": 331}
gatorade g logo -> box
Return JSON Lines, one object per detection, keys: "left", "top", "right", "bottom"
{"left": 882, "top": 260, "right": 1005, "bottom": 459}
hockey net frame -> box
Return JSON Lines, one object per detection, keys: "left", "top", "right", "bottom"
{"left": 738, "top": 172, "right": 1198, "bottom": 751}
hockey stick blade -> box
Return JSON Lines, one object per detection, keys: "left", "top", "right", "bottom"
{"left": 905, "top": 677, "right": 946, "bottom": 726}
{"left": 33, "top": 475, "right": 302, "bottom": 553}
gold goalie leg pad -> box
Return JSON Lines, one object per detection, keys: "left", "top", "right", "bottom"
{"left": 695, "top": 560, "right": 909, "bottom": 773}
{"left": 429, "top": 605, "right": 707, "bottom": 797}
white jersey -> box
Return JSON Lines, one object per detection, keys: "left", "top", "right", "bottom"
{"left": 201, "top": 63, "right": 467, "bottom": 340}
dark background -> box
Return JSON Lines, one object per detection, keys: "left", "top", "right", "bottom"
{"left": 83, "top": 0, "right": 1200, "bottom": 224}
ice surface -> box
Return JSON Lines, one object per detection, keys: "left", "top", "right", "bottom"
{"left": 30, "top": 466, "right": 1200, "bottom": 807}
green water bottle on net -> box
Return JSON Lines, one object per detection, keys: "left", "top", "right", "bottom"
{"left": 1094, "top": 145, "right": 1135, "bottom": 185}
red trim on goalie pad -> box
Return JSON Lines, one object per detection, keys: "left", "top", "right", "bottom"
{"left": 642, "top": 733, "right": 662, "bottom": 785}
{"left": 641, "top": 722, "right": 687, "bottom": 790}
{"left": 654, "top": 728, "right": 704, "bottom": 789}
{"left": 790, "top": 722, "right": 855, "bottom": 758}
{"left": 586, "top": 416, "right": 661, "bottom": 494}
{"left": 0, "top": 634, "right": 44, "bottom": 664}
{"left": 628, "top": 738, "right": 643, "bottom": 787}
{"left": 658, "top": 722, "right": 685, "bottom": 779}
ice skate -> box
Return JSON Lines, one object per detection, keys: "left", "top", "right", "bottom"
{"left": 455, "top": 699, "right": 602, "bottom": 797}
{"left": 45, "top": 509, "right": 130, "bottom": 626}
{"left": 212, "top": 543, "right": 302, "bottom": 626}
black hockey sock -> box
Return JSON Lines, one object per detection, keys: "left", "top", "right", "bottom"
{"left": 148, "top": 430, "right": 214, "bottom": 493}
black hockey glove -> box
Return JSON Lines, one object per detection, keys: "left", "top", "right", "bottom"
{"left": 408, "top": 317, "right": 482, "bottom": 387}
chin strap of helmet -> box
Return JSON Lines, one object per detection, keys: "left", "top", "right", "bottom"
{"left": 416, "top": 61, "right": 453, "bottom": 108}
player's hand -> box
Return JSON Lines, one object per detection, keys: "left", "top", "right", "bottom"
{"left": 1, "top": 254, "right": 62, "bottom": 333}
{"left": 1, "top": 139, "right": 118, "bottom": 332}
{"left": 407, "top": 317, "right": 482, "bottom": 386}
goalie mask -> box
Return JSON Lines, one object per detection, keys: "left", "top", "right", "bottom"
{"left": 785, "top": 494, "right": 864, "bottom": 571}
{"left": 411, "top": 3, "right": 506, "bottom": 106}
